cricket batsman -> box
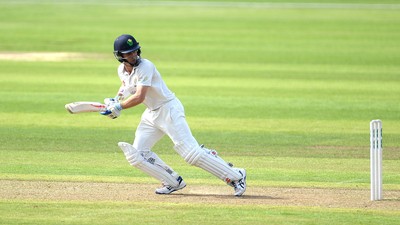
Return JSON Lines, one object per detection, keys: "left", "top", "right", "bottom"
{"left": 101, "top": 34, "right": 247, "bottom": 196}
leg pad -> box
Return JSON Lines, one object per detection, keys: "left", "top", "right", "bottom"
{"left": 118, "top": 142, "right": 179, "bottom": 186}
{"left": 174, "top": 141, "right": 241, "bottom": 183}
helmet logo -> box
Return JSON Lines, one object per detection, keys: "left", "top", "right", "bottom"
{"left": 127, "top": 39, "right": 133, "bottom": 46}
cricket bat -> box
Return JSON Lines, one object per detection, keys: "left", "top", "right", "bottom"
{"left": 65, "top": 101, "right": 106, "bottom": 114}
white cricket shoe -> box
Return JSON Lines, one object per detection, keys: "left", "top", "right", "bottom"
{"left": 155, "top": 176, "right": 186, "bottom": 194}
{"left": 232, "top": 168, "right": 247, "bottom": 196}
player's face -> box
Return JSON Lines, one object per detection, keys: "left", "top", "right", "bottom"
{"left": 122, "top": 50, "right": 138, "bottom": 65}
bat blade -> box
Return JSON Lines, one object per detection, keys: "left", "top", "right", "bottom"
{"left": 65, "top": 101, "right": 106, "bottom": 114}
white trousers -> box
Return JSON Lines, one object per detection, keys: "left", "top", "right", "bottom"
{"left": 133, "top": 98, "right": 198, "bottom": 152}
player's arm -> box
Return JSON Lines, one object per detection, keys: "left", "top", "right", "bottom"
{"left": 115, "top": 83, "right": 125, "bottom": 101}
{"left": 120, "top": 85, "right": 148, "bottom": 109}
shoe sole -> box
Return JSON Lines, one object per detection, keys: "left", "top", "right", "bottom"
{"left": 155, "top": 184, "right": 187, "bottom": 195}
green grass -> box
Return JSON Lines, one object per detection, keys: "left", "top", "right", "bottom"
{"left": 1, "top": 200, "right": 398, "bottom": 225}
{"left": 1, "top": 200, "right": 400, "bottom": 225}
{"left": 1, "top": 150, "right": 400, "bottom": 189}
{"left": 0, "top": 0, "right": 400, "bottom": 224}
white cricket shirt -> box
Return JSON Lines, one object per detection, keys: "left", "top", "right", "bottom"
{"left": 117, "top": 59, "right": 175, "bottom": 110}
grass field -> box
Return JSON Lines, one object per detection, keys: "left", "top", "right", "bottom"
{"left": 0, "top": 0, "right": 399, "bottom": 224}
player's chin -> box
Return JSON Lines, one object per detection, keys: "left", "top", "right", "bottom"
{"left": 126, "top": 59, "right": 136, "bottom": 65}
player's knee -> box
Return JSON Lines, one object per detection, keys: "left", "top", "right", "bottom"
{"left": 118, "top": 142, "right": 144, "bottom": 166}
{"left": 174, "top": 142, "right": 204, "bottom": 166}
{"left": 185, "top": 146, "right": 205, "bottom": 165}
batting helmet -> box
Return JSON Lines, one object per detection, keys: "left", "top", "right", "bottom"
{"left": 113, "top": 34, "right": 141, "bottom": 63}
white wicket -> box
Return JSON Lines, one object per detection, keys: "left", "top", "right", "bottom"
{"left": 370, "top": 119, "right": 383, "bottom": 201}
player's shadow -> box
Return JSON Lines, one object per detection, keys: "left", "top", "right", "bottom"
{"left": 173, "top": 193, "right": 282, "bottom": 200}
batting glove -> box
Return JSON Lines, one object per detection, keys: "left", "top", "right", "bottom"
{"left": 104, "top": 97, "right": 118, "bottom": 105}
{"left": 101, "top": 102, "right": 123, "bottom": 119}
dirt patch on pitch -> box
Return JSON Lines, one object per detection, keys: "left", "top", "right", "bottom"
{"left": 1, "top": 180, "right": 399, "bottom": 210}
{"left": 0, "top": 52, "right": 105, "bottom": 62}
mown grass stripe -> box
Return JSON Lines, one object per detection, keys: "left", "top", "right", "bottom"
{"left": 3, "top": 1, "right": 400, "bottom": 10}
